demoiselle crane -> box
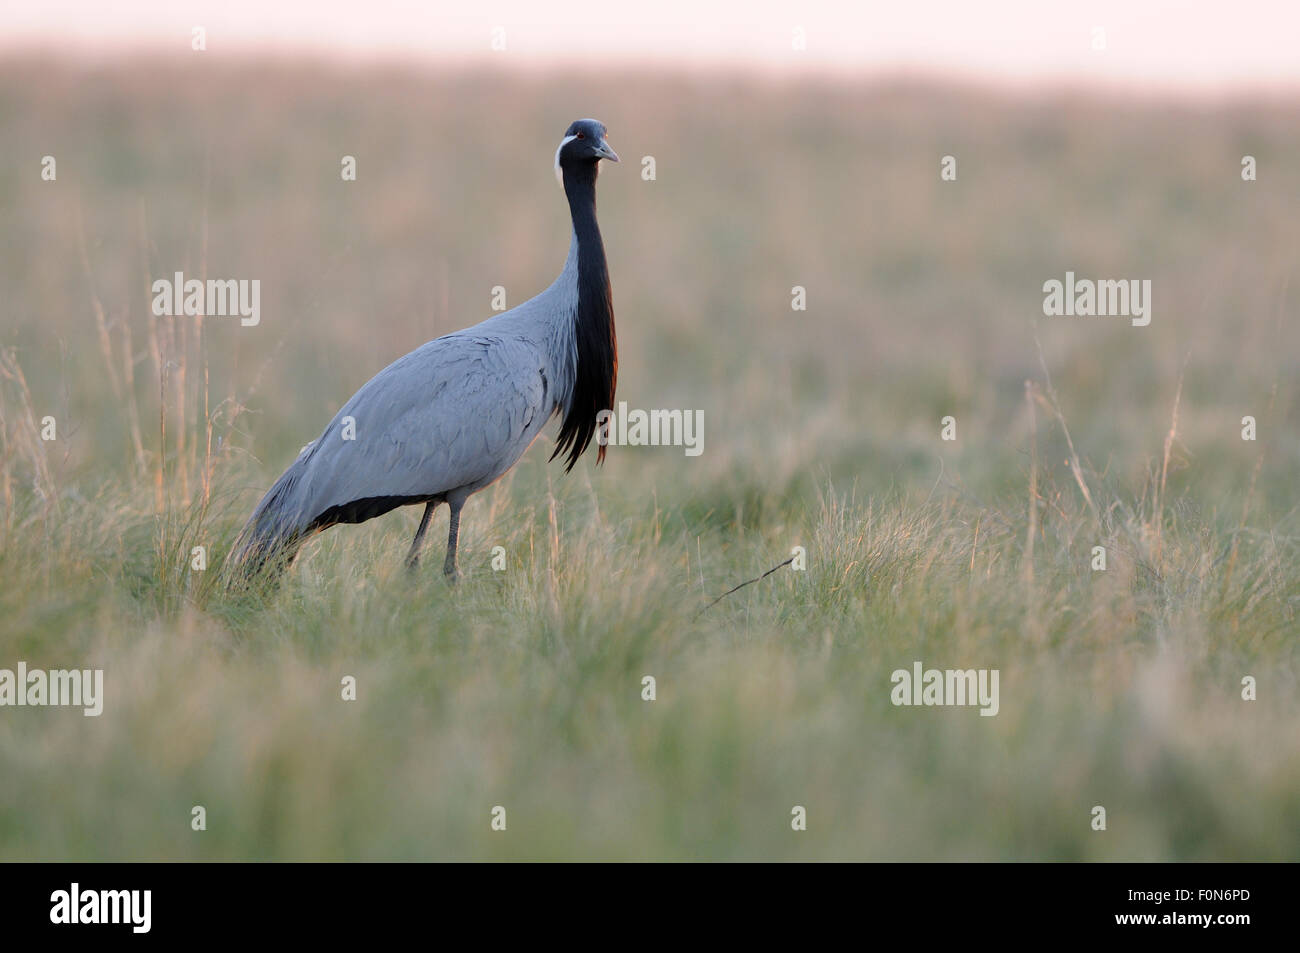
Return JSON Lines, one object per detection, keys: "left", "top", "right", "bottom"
{"left": 227, "top": 119, "right": 619, "bottom": 584}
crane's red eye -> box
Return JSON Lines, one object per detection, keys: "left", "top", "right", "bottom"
{"left": 575, "top": 132, "right": 585, "bottom": 139}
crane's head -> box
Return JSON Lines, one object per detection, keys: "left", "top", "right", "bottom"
{"left": 555, "top": 119, "right": 619, "bottom": 184}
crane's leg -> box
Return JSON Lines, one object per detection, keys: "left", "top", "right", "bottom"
{"left": 443, "top": 497, "right": 465, "bottom": 582}
{"left": 405, "top": 501, "right": 437, "bottom": 570}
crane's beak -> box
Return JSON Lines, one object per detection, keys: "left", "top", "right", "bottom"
{"left": 594, "top": 140, "right": 620, "bottom": 162}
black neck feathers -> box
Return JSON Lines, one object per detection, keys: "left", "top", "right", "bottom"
{"left": 553, "top": 161, "right": 618, "bottom": 471}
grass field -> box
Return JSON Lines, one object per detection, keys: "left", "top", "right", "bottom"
{"left": 1, "top": 58, "right": 1298, "bottom": 860}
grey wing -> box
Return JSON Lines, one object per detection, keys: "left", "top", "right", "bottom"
{"left": 288, "top": 333, "right": 550, "bottom": 524}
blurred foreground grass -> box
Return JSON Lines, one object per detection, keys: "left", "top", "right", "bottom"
{"left": 0, "top": 59, "right": 1297, "bottom": 859}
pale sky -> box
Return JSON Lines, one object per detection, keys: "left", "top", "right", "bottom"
{"left": 4, "top": 0, "right": 1299, "bottom": 92}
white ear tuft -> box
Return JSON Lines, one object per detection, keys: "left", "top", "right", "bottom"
{"left": 554, "top": 135, "right": 577, "bottom": 186}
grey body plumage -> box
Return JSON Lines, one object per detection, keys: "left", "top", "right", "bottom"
{"left": 228, "top": 119, "right": 619, "bottom": 583}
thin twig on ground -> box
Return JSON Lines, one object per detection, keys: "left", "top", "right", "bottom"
{"left": 697, "top": 555, "right": 796, "bottom": 616}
